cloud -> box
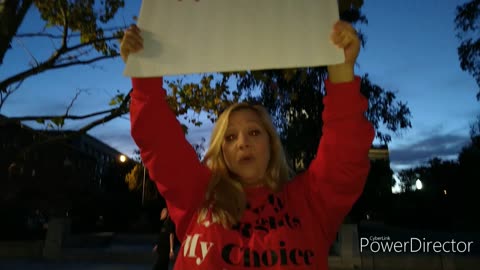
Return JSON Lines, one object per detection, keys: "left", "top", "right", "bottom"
{"left": 389, "top": 133, "right": 471, "bottom": 170}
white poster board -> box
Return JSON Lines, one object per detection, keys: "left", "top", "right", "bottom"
{"left": 124, "top": 0, "right": 344, "bottom": 77}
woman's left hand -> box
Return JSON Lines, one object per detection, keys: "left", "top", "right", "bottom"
{"left": 330, "top": 20, "right": 360, "bottom": 68}
{"left": 327, "top": 20, "right": 360, "bottom": 83}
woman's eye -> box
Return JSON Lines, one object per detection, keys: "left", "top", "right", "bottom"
{"left": 250, "top": 129, "right": 261, "bottom": 136}
{"left": 225, "top": 134, "right": 236, "bottom": 141}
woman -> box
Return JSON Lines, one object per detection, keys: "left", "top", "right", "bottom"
{"left": 121, "top": 19, "right": 374, "bottom": 269}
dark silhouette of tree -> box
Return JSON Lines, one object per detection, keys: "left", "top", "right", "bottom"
{"left": 393, "top": 159, "right": 459, "bottom": 230}
{"left": 350, "top": 159, "right": 393, "bottom": 222}
{"left": 454, "top": 0, "right": 480, "bottom": 100}
{"left": 454, "top": 116, "right": 480, "bottom": 230}
{"left": 0, "top": 0, "right": 33, "bottom": 65}
{"left": 454, "top": 0, "right": 479, "bottom": 230}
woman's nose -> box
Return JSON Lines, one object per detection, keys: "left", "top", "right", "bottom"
{"left": 237, "top": 132, "right": 251, "bottom": 149}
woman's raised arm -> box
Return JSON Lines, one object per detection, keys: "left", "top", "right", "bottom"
{"left": 122, "top": 25, "right": 211, "bottom": 241}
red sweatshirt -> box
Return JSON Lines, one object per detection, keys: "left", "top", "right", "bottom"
{"left": 130, "top": 76, "right": 374, "bottom": 269}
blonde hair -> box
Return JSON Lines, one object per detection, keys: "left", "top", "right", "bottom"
{"left": 198, "top": 103, "right": 294, "bottom": 227}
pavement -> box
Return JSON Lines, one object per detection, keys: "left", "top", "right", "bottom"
{"left": 0, "top": 259, "right": 155, "bottom": 270}
{"left": 0, "top": 233, "right": 177, "bottom": 270}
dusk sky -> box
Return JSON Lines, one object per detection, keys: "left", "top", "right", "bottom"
{"left": 1, "top": 0, "right": 478, "bottom": 172}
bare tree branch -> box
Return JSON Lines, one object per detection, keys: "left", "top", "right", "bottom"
{"left": 15, "top": 26, "right": 125, "bottom": 39}
{"left": 13, "top": 37, "right": 40, "bottom": 67}
{"left": 66, "top": 36, "right": 120, "bottom": 54}
{"left": 2, "top": 88, "right": 127, "bottom": 124}
{"left": 0, "top": 34, "right": 119, "bottom": 92}
{"left": 78, "top": 105, "right": 129, "bottom": 133}
{"left": 65, "top": 90, "right": 83, "bottom": 116}
{"left": 0, "top": 5, "right": 118, "bottom": 92}
{"left": 3, "top": 108, "right": 116, "bottom": 123}
{"left": 0, "top": 80, "right": 24, "bottom": 110}
{"left": 58, "top": 48, "right": 93, "bottom": 63}
{"left": 11, "top": 88, "right": 132, "bottom": 160}
{"left": 52, "top": 55, "right": 117, "bottom": 69}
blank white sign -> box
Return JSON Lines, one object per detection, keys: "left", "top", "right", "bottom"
{"left": 124, "top": 0, "right": 344, "bottom": 77}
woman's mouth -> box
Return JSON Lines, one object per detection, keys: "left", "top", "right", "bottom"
{"left": 239, "top": 155, "right": 254, "bottom": 163}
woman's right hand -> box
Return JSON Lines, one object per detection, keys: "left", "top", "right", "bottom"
{"left": 120, "top": 24, "right": 144, "bottom": 63}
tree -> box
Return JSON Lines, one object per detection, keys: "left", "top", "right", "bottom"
{"left": 0, "top": 0, "right": 33, "bottom": 65}
{"left": 454, "top": 116, "right": 480, "bottom": 230}
{"left": 0, "top": 1, "right": 236, "bottom": 145}
{"left": 351, "top": 159, "right": 393, "bottom": 222}
{"left": 393, "top": 158, "right": 459, "bottom": 229}
{"left": 469, "top": 114, "right": 480, "bottom": 138}
{"left": 397, "top": 167, "right": 422, "bottom": 192}
{"left": 433, "top": 1, "right": 480, "bottom": 228}
{"left": 123, "top": 149, "right": 159, "bottom": 204}
{"left": 454, "top": 0, "right": 480, "bottom": 100}
{"left": 124, "top": 137, "right": 207, "bottom": 204}
{"left": 1, "top": 0, "right": 129, "bottom": 134}
{"left": 125, "top": 163, "right": 143, "bottom": 191}
{"left": 203, "top": 6, "right": 412, "bottom": 171}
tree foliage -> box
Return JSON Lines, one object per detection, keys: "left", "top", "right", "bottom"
{"left": 0, "top": 0, "right": 128, "bottom": 132}
{"left": 1, "top": 1, "right": 412, "bottom": 150}
{"left": 351, "top": 159, "right": 393, "bottom": 222}
{"left": 124, "top": 138, "right": 207, "bottom": 202}
{"left": 453, "top": 0, "right": 480, "bottom": 228}
{"left": 1, "top": 0, "right": 241, "bottom": 136}
{"left": 394, "top": 130, "right": 480, "bottom": 230}
{"left": 454, "top": 0, "right": 480, "bottom": 100}
{"left": 125, "top": 163, "right": 143, "bottom": 191}
{"left": 166, "top": 5, "right": 412, "bottom": 171}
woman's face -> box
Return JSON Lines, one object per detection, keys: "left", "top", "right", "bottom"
{"left": 222, "top": 109, "right": 271, "bottom": 187}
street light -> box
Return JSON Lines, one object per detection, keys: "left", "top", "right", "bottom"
{"left": 416, "top": 179, "right": 423, "bottom": 190}
{"left": 119, "top": 155, "right": 127, "bottom": 163}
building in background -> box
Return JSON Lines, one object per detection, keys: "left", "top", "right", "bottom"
{"left": 0, "top": 114, "right": 132, "bottom": 191}
{"left": 0, "top": 114, "right": 136, "bottom": 237}
{"left": 368, "top": 144, "right": 389, "bottom": 161}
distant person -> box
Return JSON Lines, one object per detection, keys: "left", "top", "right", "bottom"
{"left": 152, "top": 208, "right": 175, "bottom": 270}
{"left": 121, "top": 18, "right": 374, "bottom": 269}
